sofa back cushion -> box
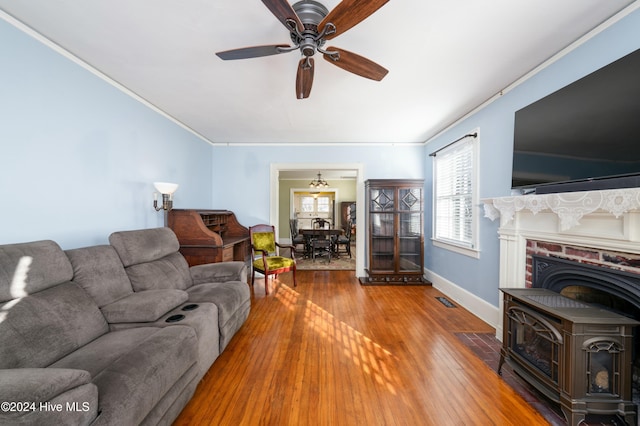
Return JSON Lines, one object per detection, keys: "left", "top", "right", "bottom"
{"left": 0, "top": 240, "right": 73, "bottom": 303}
{"left": 109, "top": 228, "right": 192, "bottom": 291}
{"left": 66, "top": 245, "right": 134, "bottom": 308}
{"left": 0, "top": 281, "right": 109, "bottom": 368}
{"left": 109, "top": 227, "right": 180, "bottom": 267}
{"left": 0, "top": 240, "right": 108, "bottom": 368}
{"left": 124, "top": 252, "right": 192, "bottom": 291}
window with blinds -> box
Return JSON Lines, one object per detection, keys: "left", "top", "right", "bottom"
{"left": 433, "top": 133, "right": 478, "bottom": 252}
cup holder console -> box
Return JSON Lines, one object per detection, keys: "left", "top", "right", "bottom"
{"left": 182, "top": 304, "right": 199, "bottom": 311}
{"left": 165, "top": 314, "right": 185, "bottom": 323}
{"left": 165, "top": 305, "right": 199, "bottom": 323}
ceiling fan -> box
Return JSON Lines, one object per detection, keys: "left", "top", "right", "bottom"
{"left": 216, "top": 0, "right": 390, "bottom": 99}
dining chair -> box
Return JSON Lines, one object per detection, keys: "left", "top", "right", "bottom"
{"left": 289, "top": 219, "right": 306, "bottom": 256}
{"left": 249, "top": 224, "right": 297, "bottom": 295}
{"left": 310, "top": 218, "right": 332, "bottom": 262}
{"left": 312, "top": 218, "right": 330, "bottom": 229}
{"left": 334, "top": 220, "right": 352, "bottom": 258}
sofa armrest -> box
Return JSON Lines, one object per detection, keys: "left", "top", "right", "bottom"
{"left": 0, "top": 368, "right": 98, "bottom": 425}
{"left": 190, "top": 261, "right": 247, "bottom": 285}
{"left": 100, "top": 289, "right": 189, "bottom": 323}
{"left": 0, "top": 368, "right": 91, "bottom": 403}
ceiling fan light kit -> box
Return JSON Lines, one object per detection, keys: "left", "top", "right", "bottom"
{"left": 216, "top": 0, "right": 390, "bottom": 99}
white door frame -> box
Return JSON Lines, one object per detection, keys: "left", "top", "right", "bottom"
{"left": 270, "top": 162, "right": 365, "bottom": 278}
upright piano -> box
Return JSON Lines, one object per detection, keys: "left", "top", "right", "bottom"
{"left": 168, "top": 209, "right": 250, "bottom": 267}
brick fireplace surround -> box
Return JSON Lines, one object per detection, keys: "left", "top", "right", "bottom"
{"left": 525, "top": 240, "right": 640, "bottom": 288}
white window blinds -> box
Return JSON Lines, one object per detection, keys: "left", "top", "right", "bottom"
{"left": 433, "top": 135, "right": 476, "bottom": 249}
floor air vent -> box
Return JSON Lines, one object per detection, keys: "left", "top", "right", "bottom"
{"left": 436, "top": 296, "right": 456, "bottom": 308}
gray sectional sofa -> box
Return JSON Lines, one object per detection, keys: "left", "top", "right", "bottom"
{"left": 0, "top": 227, "right": 250, "bottom": 426}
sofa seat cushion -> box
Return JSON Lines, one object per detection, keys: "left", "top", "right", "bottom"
{"left": 0, "top": 282, "right": 109, "bottom": 369}
{"left": 109, "top": 302, "right": 221, "bottom": 380}
{"left": 186, "top": 281, "right": 249, "bottom": 329}
{"left": 186, "top": 280, "right": 250, "bottom": 350}
{"left": 100, "top": 289, "right": 188, "bottom": 323}
{"left": 50, "top": 326, "right": 199, "bottom": 426}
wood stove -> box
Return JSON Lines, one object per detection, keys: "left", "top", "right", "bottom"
{"left": 499, "top": 288, "right": 639, "bottom": 425}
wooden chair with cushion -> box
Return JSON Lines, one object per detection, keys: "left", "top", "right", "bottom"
{"left": 249, "top": 224, "right": 297, "bottom": 295}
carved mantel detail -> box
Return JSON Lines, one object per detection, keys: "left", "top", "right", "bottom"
{"left": 483, "top": 188, "right": 640, "bottom": 231}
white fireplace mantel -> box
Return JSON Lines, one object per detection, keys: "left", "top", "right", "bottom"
{"left": 483, "top": 187, "right": 640, "bottom": 231}
{"left": 482, "top": 187, "right": 640, "bottom": 339}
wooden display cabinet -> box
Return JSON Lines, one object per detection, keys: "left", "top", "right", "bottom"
{"left": 360, "top": 179, "right": 428, "bottom": 285}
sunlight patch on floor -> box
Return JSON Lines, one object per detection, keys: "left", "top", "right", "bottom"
{"left": 272, "top": 280, "right": 301, "bottom": 310}
{"left": 303, "top": 297, "right": 400, "bottom": 394}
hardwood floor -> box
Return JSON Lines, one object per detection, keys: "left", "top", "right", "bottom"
{"left": 173, "top": 270, "right": 550, "bottom": 425}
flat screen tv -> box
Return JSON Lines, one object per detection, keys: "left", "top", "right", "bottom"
{"left": 512, "top": 47, "right": 640, "bottom": 194}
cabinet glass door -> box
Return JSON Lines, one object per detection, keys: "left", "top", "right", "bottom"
{"left": 370, "top": 188, "right": 395, "bottom": 272}
{"left": 398, "top": 188, "right": 422, "bottom": 272}
{"left": 371, "top": 213, "right": 394, "bottom": 271}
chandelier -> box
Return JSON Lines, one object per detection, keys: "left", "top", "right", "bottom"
{"left": 309, "top": 172, "right": 329, "bottom": 188}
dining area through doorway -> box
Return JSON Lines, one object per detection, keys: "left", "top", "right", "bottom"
{"left": 279, "top": 169, "right": 357, "bottom": 271}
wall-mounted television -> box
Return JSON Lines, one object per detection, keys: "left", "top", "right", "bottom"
{"left": 512, "top": 47, "right": 640, "bottom": 194}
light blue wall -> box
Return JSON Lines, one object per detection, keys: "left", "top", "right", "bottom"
{"left": 210, "top": 145, "right": 424, "bottom": 227}
{"left": 0, "top": 19, "right": 213, "bottom": 249}
{"left": 424, "top": 8, "right": 640, "bottom": 307}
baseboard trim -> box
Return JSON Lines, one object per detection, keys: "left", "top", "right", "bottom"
{"left": 424, "top": 268, "right": 499, "bottom": 331}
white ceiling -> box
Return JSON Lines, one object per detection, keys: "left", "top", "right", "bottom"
{"left": 0, "top": 0, "right": 637, "bottom": 145}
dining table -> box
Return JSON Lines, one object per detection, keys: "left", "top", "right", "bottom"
{"left": 299, "top": 228, "right": 344, "bottom": 238}
{"left": 299, "top": 228, "right": 345, "bottom": 259}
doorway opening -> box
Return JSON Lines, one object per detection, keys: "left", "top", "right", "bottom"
{"left": 270, "top": 163, "right": 364, "bottom": 276}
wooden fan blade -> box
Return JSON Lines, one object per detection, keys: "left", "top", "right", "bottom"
{"left": 216, "top": 45, "right": 291, "bottom": 60}
{"left": 323, "top": 47, "right": 388, "bottom": 81}
{"left": 262, "top": 0, "right": 304, "bottom": 32}
{"left": 319, "top": 0, "right": 389, "bottom": 40}
{"left": 296, "top": 58, "right": 314, "bottom": 99}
